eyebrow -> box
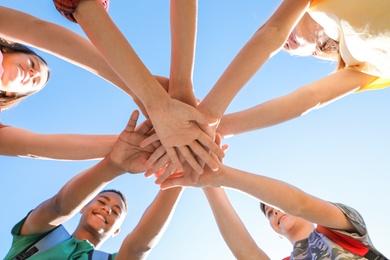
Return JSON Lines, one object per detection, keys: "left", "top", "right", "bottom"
{"left": 98, "top": 195, "right": 123, "bottom": 214}
{"left": 264, "top": 206, "right": 272, "bottom": 217}
{"left": 32, "top": 56, "right": 41, "bottom": 72}
{"left": 32, "top": 56, "right": 43, "bottom": 86}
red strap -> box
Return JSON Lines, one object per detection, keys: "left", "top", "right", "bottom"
{"left": 316, "top": 225, "right": 369, "bottom": 256}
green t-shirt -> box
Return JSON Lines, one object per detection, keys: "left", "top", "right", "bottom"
{"left": 5, "top": 213, "right": 117, "bottom": 260}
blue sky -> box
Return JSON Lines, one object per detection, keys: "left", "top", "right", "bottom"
{"left": 1, "top": 0, "right": 389, "bottom": 259}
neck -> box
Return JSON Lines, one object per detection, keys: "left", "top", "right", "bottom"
{"left": 286, "top": 222, "right": 315, "bottom": 244}
{"left": 72, "top": 227, "right": 105, "bottom": 249}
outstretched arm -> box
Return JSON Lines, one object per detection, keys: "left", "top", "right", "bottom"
{"left": 19, "top": 111, "right": 155, "bottom": 236}
{"left": 168, "top": 0, "right": 197, "bottom": 106}
{"left": 0, "top": 124, "right": 116, "bottom": 160}
{"left": 203, "top": 187, "right": 269, "bottom": 260}
{"left": 116, "top": 187, "right": 183, "bottom": 260}
{"left": 197, "top": 0, "right": 312, "bottom": 120}
{"left": 72, "top": 0, "right": 223, "bottom": 175}
{"left": 0, "top": 6, "right": 169, "bottom": 116}
{"left": 217, "top": 69, "right": 377, "bottom": 138}
{"left": 162, "top": 162, "right": 356, "bottom": 233}
{"left": 144, "top": 0, "right": 215, "bottom": 183}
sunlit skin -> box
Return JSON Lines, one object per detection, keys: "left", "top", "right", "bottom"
{"left": 0, "top": 52, "right": 49, "bottom": 94}
{"left": 74, "top": 192, "right": 127, "bottom": 245}
{"left": 264, "top": 205, "right": 314, "bottom": 243}
{"left": 283, "top": 13, "right": 323, "bottom": 57}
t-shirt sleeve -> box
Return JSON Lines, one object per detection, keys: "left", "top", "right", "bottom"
{"left": 332, "top": 203, "right": 369, "bottom": 242}
{"left": 4, "top": 211, "right": 52, "bottom": 260}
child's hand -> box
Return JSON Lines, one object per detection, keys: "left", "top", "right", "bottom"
{"left": 109, "top": 110, "right": 155, "bottom": 174}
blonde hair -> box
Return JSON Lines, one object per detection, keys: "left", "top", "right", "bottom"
{"left": 315, "top": 32, "right": 346, "bottom": 71}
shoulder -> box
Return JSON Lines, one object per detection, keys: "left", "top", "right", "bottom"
{"left": 332, "top": 203, "right": 367, "bottom": 237}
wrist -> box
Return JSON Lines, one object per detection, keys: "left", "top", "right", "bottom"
{"left": 197, "top": 104, "right": 220, "bottom": 122}
{"left": 105, "top": 156, "right": 126, "bottom": 177}
{"left": 212, "top": 165, "right": 229, "bottom": 187}
{"left": 143, "top": 93, "right": 171, "bottom": 115}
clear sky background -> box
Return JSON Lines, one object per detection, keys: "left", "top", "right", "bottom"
{"left": 1, "top": 1, "right": 389, "bottom": 259}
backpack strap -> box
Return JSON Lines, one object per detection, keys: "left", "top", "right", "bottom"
{"left": 14, "top": 225, "right": 71, "bottom": 260}
{"left": 316, "top": 225, "right": 388, "bottom": 260}
{"left": 88, "top": 250, "right": 112, "bottom": 260}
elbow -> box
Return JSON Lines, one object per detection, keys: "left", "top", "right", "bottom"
{"left": 283, "top": 187, "right": 312, "bottom": 218}
{"left": 50, "top": 194, "right": 72, "bottom": 217}
{"left": 121, "top": 235, "right": 155, "bottom": 259}
{"left": 129, "top": 246, "right": 152, "bottom": 259}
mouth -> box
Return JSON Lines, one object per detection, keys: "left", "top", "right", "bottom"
{"left": 94, "top": 213, "right": 107, "bottom": 224}
{"left": 285, "top": 34, "right": 298, "bottom": 51}
{"left": 278, "top": 214, "right": 287, "bottom": 225}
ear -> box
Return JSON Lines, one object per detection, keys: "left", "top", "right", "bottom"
{"left": 111, "top": 228, "right": 121, "bottom": 238}
{"left": 80, "top": 205, "right": 86, "bottom": 214}
{"left": 5, "top": 92, "right": 16, "bottom": 97}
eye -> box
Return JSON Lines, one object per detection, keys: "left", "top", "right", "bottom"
{"left": 98, "top": 200, "right": 106, "bottom": 205}
{"left": 267, "top": 209, "right": 273, "bottom": 219}
{"left": 29, "top": 58, "right": 35, "bottom": 69}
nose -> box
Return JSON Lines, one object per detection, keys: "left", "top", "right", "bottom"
{"left": 28, "top": 67, "right": 40, "bottom": 78}
{"left": 101, "top": 205, "right": 112, "bottom": 215}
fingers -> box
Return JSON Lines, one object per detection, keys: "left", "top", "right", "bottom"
{"left": 144, "top": 151, "right": 170, "bottom": 177}
{"left": 165, "top": 147, "right": 183, "bottom": 173}
{"left": 155, "top": 162, "right": 177, "bottom": 184}
{"left": 159, "top": 174, "right": 191, "bottom": 190}
{"left": 191, "top": 170, "right": 200, "bottom": 183}
{"left": 188, "top": 141, "right": 219, "bottom": 172}
{"left": 140, "top": 133, "right": 159, "bottom": 148}
{"left": 177, "top": 145, "right": 203, "bottom": 174}
{"left": 198, "top": 133, "right": 225, "bottom": 163}
{"left": 124, "top": 110, "right": 139, "bottom": 133}
{"left": 144, "top": 145, "right": 167, "bottom": 171}
{"left": 135, "top": 118, "right": 153, "bottom": 135}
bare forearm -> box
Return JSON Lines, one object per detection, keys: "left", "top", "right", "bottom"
{"left": 53, "top": 157, "right": 124, "bottom": 217}
{"left": 216, "top": 165, "right": 357, "bottom": 232}
{"left": 217, "top": 69, "right": 378, "bottom": 137}
{"left": 199, "top": 27, "right": 284, "bottom": 118}
{"left": 22, "top": 157, "right": 123, "bottom": 235}
{"left": 203, "top": 187, "right": 269, "bottom": 260}
{"left": 0, "top": 126, "right": 116, "bottom": 160}
{"left": 199, "top": 0, "right": 312, "bottom": 119}
{"left": 74, "top": 1, "right": 171, "bottom": 112}
{"left": 217, "top": 91, "right": 308, "bottom": 137}
{"left": 169, "top": 0, "right": 197, "bottom": 104}
{"left": 215, "top": 166, "right": 307, "bottom": 217}
{"left": 117, "top": 188, "right": 183, "bottom": 259}
{"left": 0, "top": 7, "right": 137, "bottom": 97}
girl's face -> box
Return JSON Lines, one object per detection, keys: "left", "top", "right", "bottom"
{"left": 0, "top": 52, "right": 49, "bottom": 94}
{"left": 283, "top": 13, "right": 322, "bottom": 57}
